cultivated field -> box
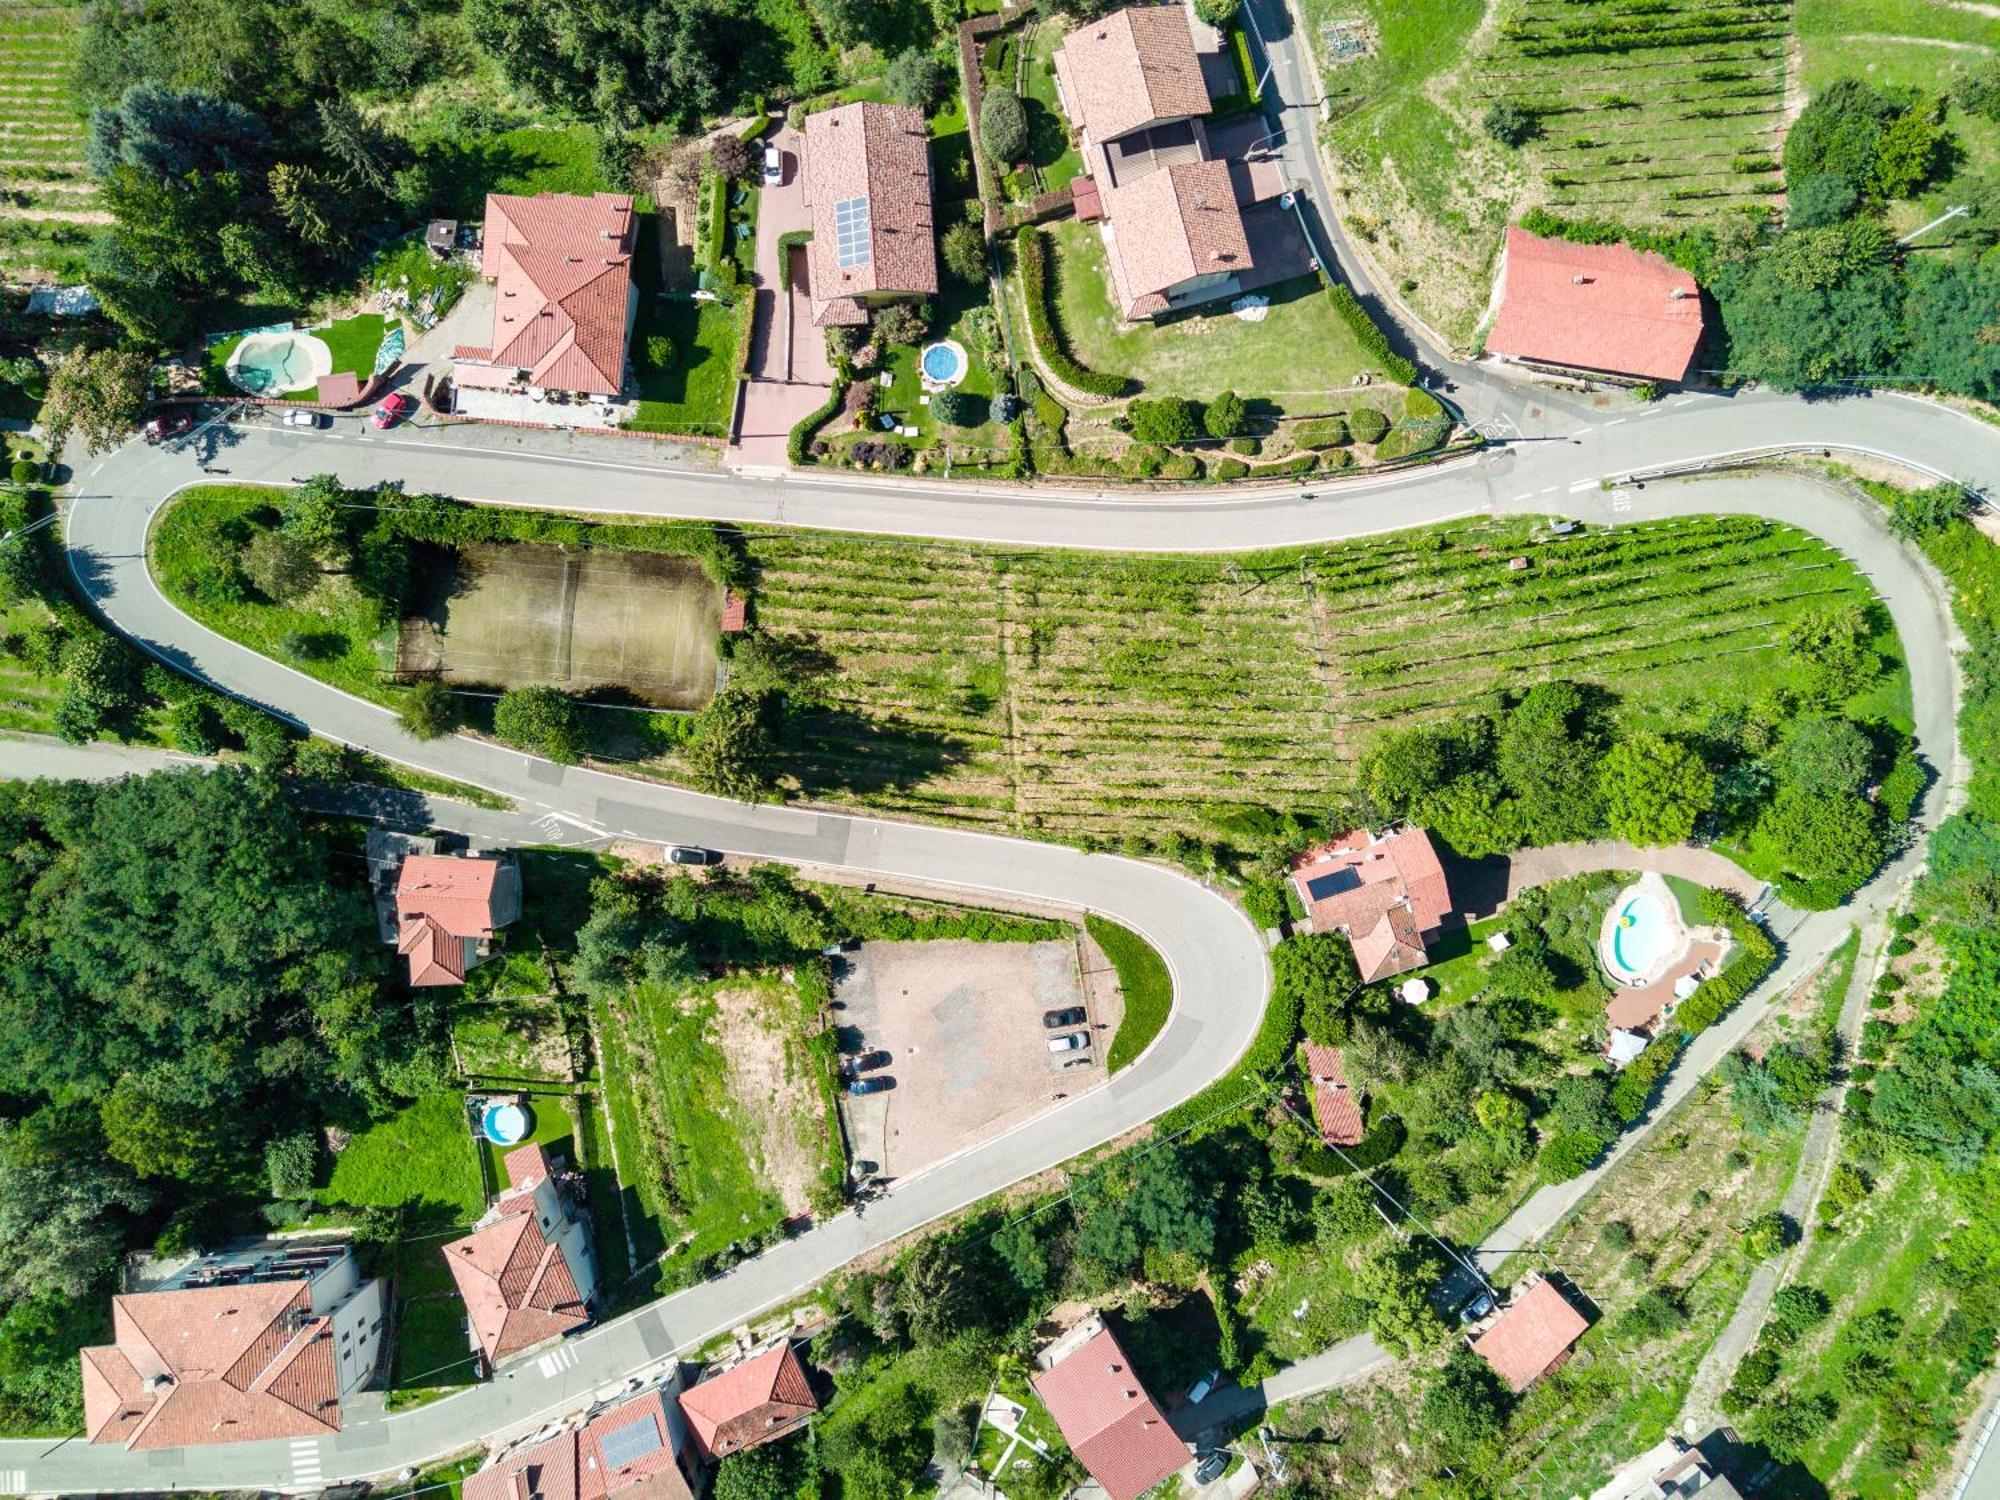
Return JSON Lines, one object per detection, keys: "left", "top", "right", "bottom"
{"left": 742, "top": 515, "right": 1890, "bottom": 848}
{"left": 0, "top": 1, "right": 99, "bottom": 282}
{"left": 399, "top": 543, "right": 722, "bottom": 709}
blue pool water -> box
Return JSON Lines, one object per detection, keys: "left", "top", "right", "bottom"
{"left": 481, "top": 1101, "right": 532, "bottom": 1145}
{"left": 1608, "top": 893, "right": 1673, "bottom": 981}
{"left": 920, "top": 342, "right": 965, "bottom": 383}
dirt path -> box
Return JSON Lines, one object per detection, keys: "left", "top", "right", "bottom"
{"left": 1677, "top": 914, "right": 1887, "bottom": 1431}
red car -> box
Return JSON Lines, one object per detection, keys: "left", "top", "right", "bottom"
{"left": 142, "top": 410, "right": 194, "bottom": 444}
{"left": 370, "top": 393, "right": 415, "bottom": 429}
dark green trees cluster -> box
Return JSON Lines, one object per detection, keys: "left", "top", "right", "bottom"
{"left": 1358, "top": 642, "right": 1910, "bottom": 909}
{"left": 0, "top": 767, "right": 432, "bottom": 1431}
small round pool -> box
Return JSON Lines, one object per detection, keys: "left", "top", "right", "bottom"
{"left": 1607, "top": 894, "right": 1674, "bottom": 982}
{"left": 919, "top": 339, "right": 968, "bottom": 389}
{"left": 226, "top": 330, "right": 332, "bottom": 396}
{"left": 481, "top": 1101, "right": 532, "bottom": 1146}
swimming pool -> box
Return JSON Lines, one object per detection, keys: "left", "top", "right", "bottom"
{"left": 226, "top": 330, "right": 333, "bottom": 396}
{"left": 480, "top": 1100, "right": 533, "bottom": 1146}
{"left": 919, "top": 339, "right": 967, "bottom": 388}
{"left": 1606, "top": 892, "right": 1674, "bottom": 983}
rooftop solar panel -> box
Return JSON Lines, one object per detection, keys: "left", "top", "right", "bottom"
{"left": 597, "top": 1414, "right": 664, "bottom": 1470}
{"left": 833, "top": 196, "right": 873, "bottom": 269}
{"left": 1305, "top": 868, "right": 1363, "bottom": 902}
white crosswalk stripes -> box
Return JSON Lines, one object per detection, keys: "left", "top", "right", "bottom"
{"left": 0, "top": 1470, "right": 27, "bottom": 1494}
{"left": 536, "top": 1345, "right": 581, "bottom": 1378}
{"left": 289, "top": 1438, "right": 323, "bottom": 1487}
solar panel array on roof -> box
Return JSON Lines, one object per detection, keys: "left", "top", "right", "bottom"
{"left": 833, "top": 196, "right": 873, "bottom": 268}
{"left": 1306, "top": 868, "right": 1362, "bottom": 902}
{"left": 597, "top": 1413, "right": 665, "bottom": 1469}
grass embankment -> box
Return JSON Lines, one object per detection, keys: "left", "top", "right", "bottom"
{"left": 1087, "top": 915, "right": 1173, "bottom": 1073}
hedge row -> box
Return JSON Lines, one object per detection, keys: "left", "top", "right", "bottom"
{"left": 1675, "top": 889, "right": 1779, "bottom": 1033}
{"left": 373, "top": 490, "right": 745, "bottom": 588}
{"left": 1608, "top": 1029, "right": 1684, "bottom": 1123}
{"left": 788, "top": 379, "right": 848, "bottom": 465}
{"left": 776, "top": 229, "right": 811, "bottom": 292}
{"left": 1516, "top": 206, "right": 1714, "bottom": 278}
{"left": 1325, "top": 281, "right": 1417, "bottom": 386}
{"left": 1016, "top": 228, "right": 1132, "bottom": 398}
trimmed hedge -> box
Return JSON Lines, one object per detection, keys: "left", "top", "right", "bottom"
{"left": 1016, "top": 228, "right": 1132, "bottom": 398}
{"left": 1609, "top": 1030, "right": 1684, "bottom": 1122}
{"left": 1348, "top": 405, "right": 1390, "bottom": 444}
{"left": 1674, "top": 889, "right": 1778, "bottom": 1033}
{"left": 1326, "top": 281, "right": 1417, "bottom": 385}
{"left": 370, "top": 489, "right": 743, "bottom": 587}
{"left": 1211, "top": 457, "right": 1250, "bottom": 480}
{"left": 775, "top": 229, "right": 812, "bottom": 291}
{"left": 1292, "top": 417, "right": 1349, "bottom": 449}
{"left": 788, "top": 379, "right": 848, "bottom": 465}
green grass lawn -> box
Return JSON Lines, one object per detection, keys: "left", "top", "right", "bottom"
{"left": 1405, "top": 914, "right": 1510, "bottom": 1011}
{"left": 151, "top": 486, "right": 399, "bottom": 704}
{"left": 320, "top": 1092, "right": 486, "bottom": 1222}
{"left": 202, "top": 313, "right": 391, "bottom": 399}
{"left": 1045, "top": 219, "right": 1384, "bottom": 405}
{"left": 476, "top": 1092, "right": 575, "bottom": 1202}
{"left": 1089, "top": 915, "right": 1173, "bottom": 1072}
{"left": 390, "top": 1295, "right": 478, "bottom": 1396}
{"left": 1797, "top": 0, "right": 1998, "bottom": 90}
{"left": 630, "top": 297, "right": 741, "bottom": 437}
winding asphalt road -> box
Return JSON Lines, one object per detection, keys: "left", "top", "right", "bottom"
{"left": 4, "top": 379, "right": 1981, "bottom": 1492}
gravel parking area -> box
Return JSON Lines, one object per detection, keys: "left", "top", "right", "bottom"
{"left": 835, "top": 939, "right": 1101, "bottom": 1181}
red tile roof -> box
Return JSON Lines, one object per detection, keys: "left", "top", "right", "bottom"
{"left": 1289, "top": 828, "right": 1452, "bottom": 983}
{"left": 397, "top": 854, "right": 508, "bottom": 987}
{"left": 1032, "top": 1326, "right": 1187, "bottom": 1500}
{"left": 802, "top": 103, "right": 938, "bottom": 313}
{"left": 442, "top": 1209, "right": 590, "bottom": 1365}
{"left": 1471, "top": 1279, "right": 1590, "bottom": 1393}
{"left": 1055, "top": 5, "right": 1212, "bottom": 144}
{"left": 1301, "top": 1042, "right": 1364, "bottom": 1146}
{"left": 398, "top": 913, "right": 467, "bottom": 987}
{"left": 679, "top": 1343, "right": 819, "bottom": 1460}
{"left": 82, "top": 1282, "right": 342, "bottom": 1449}
{"left": 504, "top": 1143, "right": 551, "bottom": 1193}
{"left": 469, "top": 193, "right": 636, "bottom": 395}
{"left": 1072, "top": 175, "right": 1104, "bottom": 222}
{"left": 1487, "top": 227, "right": 1703, "bottom": 382}
{"left": 463, "top": 1389, "right": 697, "bottom": 1500}
{"left": 1100, "top": 157, "right": 1251, "bottom": 318}
{"left": 719, "top": 592, "right": 747, "bottom": 633}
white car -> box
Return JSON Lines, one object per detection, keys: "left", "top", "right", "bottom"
{"left": 762, "top": 144, "right": 783, "bottom": 187}
{"left": 282, "top": 409, "right": 327, "bottom": 428}
{"left": 1047, "top": 1032, "right": 1089, "bottom": 1053}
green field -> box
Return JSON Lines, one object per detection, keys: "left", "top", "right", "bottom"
{"left": 1046, "top": 220, "right": 1384, "bottom": 403}
{"left": 319, "top": 1091, "right": 486, "bottom": 1222}
{"left": 1314, "top": 0, "right": 1797, "bottom": 341}
{"left": 1089, "top": 916, "right": 1173, "bottom": 1073}
{"left": 0, "top": 2, "right": 97, "bottom": 281}
{"left": 741, "top": 513, "right": 1890, "bottom": 848}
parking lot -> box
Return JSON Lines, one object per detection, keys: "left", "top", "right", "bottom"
{"left": 834, "top": 938, "right": 1107, "bottom": 1181}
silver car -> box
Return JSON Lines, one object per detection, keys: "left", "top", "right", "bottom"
{"left": 1047, "top": 1032, "right": 1090, "bottom": 1054}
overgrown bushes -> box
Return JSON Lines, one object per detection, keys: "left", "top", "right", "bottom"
{"left": 1674, "top": 890, "right": 1777, "bottom": 1032}
{"left": 1325, "top": 282, "right": 1418, "bottom": 386}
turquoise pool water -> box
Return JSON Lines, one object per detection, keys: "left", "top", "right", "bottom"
{"left": 1608, "top": 892, "right": 1674, "bottom": 981}
{"left": 920, "top": 341, "right": 966, "bottom": 384}
{"left": 227, "top": 331, "right": 320, "bottom": 395}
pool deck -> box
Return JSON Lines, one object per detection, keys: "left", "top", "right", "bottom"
{"left": 1607, "top": 935, "right": 1728, "bottom": 1033}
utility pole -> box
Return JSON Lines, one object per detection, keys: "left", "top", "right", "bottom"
{"left": 1896, "top": 204, "right": 1969, "bottom": 247}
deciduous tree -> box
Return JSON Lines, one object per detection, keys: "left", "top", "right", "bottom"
{"left": 1598, "top": 733, "right": 1713, "bottom": 846}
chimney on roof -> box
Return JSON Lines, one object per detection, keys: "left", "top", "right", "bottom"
{"left": 1670, "top": 287, "right": 1691, "bottom": 300}
{"left": 1572, "top": 273, "right": 1591, "bottom": 285}
{"left": 145, "top": 1373, "right": 175, "bottom": 1394}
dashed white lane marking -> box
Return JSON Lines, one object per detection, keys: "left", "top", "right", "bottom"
{"left": 1566, "top": 479, "right": 1599, "bottom": 493}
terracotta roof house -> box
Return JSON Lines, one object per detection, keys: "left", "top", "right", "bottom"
{"left": 1300, "top": 1041, "right": 1365, "bottom": 1146}
{"left": 462, "top": 1383, "right": 706, "bottom": 1500}
{"left": 1487, "top": 226, "right": 1704, "bottom": 384}
{"left": 1053, "top": 4, "right": 1212, "bottom": 144}
{"left": 801, "top": 102, "right": 938, "bottom": 329}
{"left": 1052, "top": 4, "right": 1265, "bottom": 320}
{"left": 441, "top": 1144, "right": 597, "bottom": 1369}
{"left": 1032, "top": 1318, "right": 1188, "bottom": 1500}
{"left": 453, "top": 192, "right": 638, "bottom": 398}
{"left": 680, "top": 1341, "right": 819, "bottom": 1460}
{"left": 81, "top": 1242, "right": 385, "bottom": 1449}
{"left": 1470, "top": 1276, "right": 1591, "bottom": 1393}
{"left": 394, "top": 852, "right": 523, "bottom": 987}
{"left": 1288, "top": 827, "right": 1453, "bottom": 984}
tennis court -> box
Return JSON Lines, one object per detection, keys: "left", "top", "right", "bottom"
{"left": 397, "top": 543, "right": 722, "bottom": 708}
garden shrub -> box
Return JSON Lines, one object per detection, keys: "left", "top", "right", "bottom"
{"left": 1204, "top": 390, "right": 1246, "bottom": 438}
{"left": 1228, "top": 436, "right": 1260, "bottom": 455}
{"left": 1293, "top": 417, "right": 1348, "bottom": 449}
{"left": 493, "top": 684, "right": 585, "bottom": 764}
{"left": 1252, "top": 454, "right": 1318, "bottom": 479}
{"left": 1016, "top": 230, "right": 1132, "bottom": 398}
{"left": 1348, "top": 405, "right": 1391, "bottom": 444}
{"left": 1321, "top": 448, "right": 1353, "bottom": 471}
{"left": 930, "top": 389, "right": 976, "bottom": 427}
{"left": 789, "top": 380, "right": 848, "bottom": 465}
{"left": 1123, "top": 443, "right": 1165, "bottom": 478}
{"left": 1157, "top": 452, "right": 1198, "bottom": 480}
{"left": 1324, "top": 283, "right": 1418, "bottom": 385}
{"left": 1128, "top": 396, "right": 1199, "bottom": 444}
{"left": 1405, "top": 388, "right": 1443, "bottom": 420}
{"left": 1211, "top": 457, "right": 1249, "bottom": 481}
{"left": 980, "top": 87, "right": 1028, "bottom": 163}
{"left": 8, "top": 459, "right": 33, "bottom": 485}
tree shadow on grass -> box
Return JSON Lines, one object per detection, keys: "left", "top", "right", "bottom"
{"left": 775, "top": 704, "right": 970, "bottom": 798}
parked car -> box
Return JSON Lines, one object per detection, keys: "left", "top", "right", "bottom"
{"left": 282, "top": 409, "right": 327, "bottom": 428}
{"left": 843, "top": 1050, "right": 891, "bottom": 1075}
{"left": 143, "top": 411, "right": 194, "bottom": 443}
{"left": 1458, "top": 1290, "right": 1495, "bottom": 1325}
{"left": 819, "top": 938, "right": 860, "bottom": 955}
{"left": 1186, "top": 1370, "right": 1220, "bottom": 1404}
{"left": 370, "top": 392, "right": 414, "bottom": 429}
{"left": 847, "top": 1076, "right": 894, "bottom": 1096}
{"left": 1047, "top": 1032, "right": 1089, "bottom": 1054}
{"left": 1193, "top": 1450, "right": 1229, "bottom": 1486}
{"left": 1043, "top": 1006, "right": 1087, "bottom": 1029}
{"left": 667, "top": 844, "right": 722, "bottom": 866}
{"left": 762, "top": 144, "right": 783, "bottom": 186}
